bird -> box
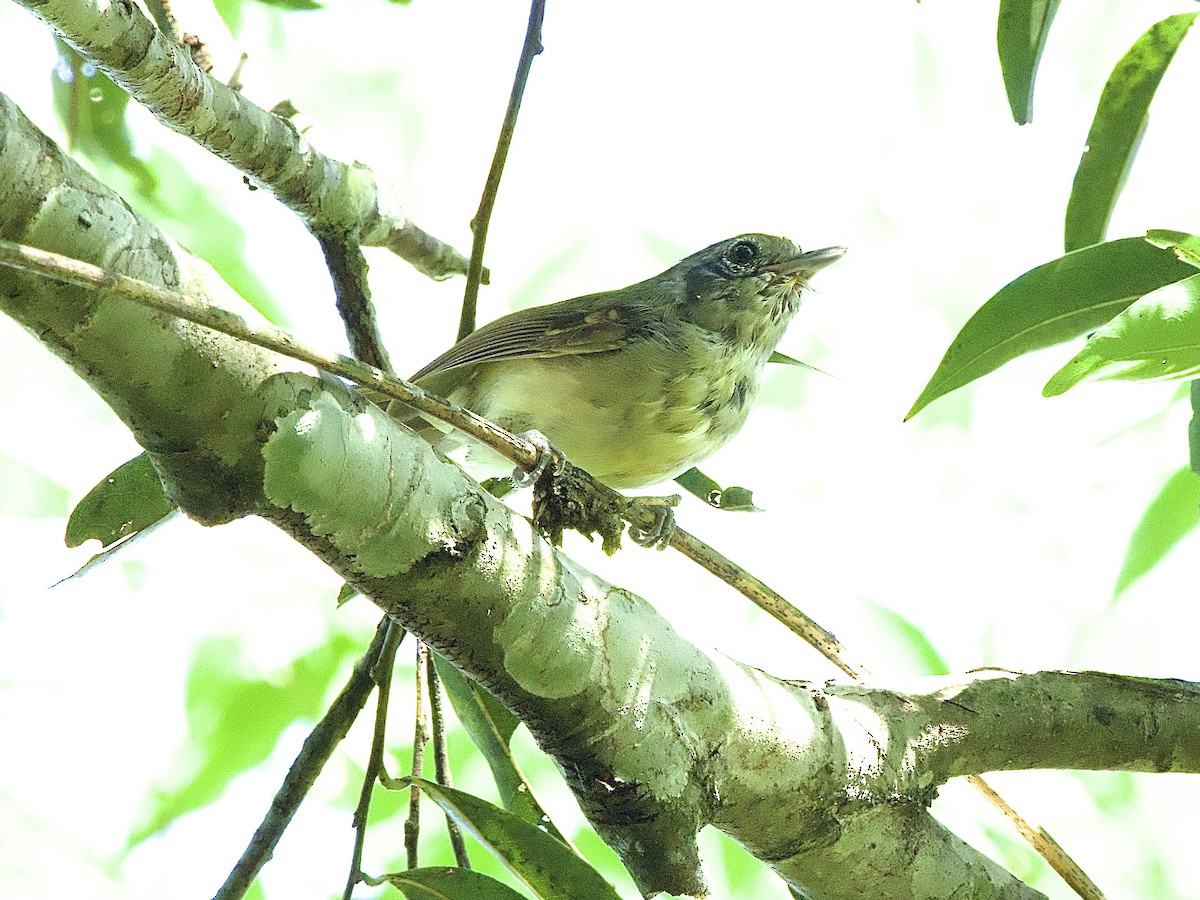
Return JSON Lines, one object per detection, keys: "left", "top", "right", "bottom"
{"left": 407, "top": 234, "right": 844, "bottom": 490}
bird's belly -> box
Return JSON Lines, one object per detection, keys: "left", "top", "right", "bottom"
{"left": 457, "top": 347, "right": 756, "bottom": 489}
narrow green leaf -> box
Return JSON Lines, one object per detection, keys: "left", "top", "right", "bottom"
{"left": 65, "top": 453, "right": 176, "bottom": 548}
{"left": 1191, "top": 381, "right": 1200, "bottom": 476}
{"left": 0, "top": 453, "right": 70, "bottom": 517}
{"left": 768, "top": 350, "right": 832, "bottom": 378}
{"left": 408, "top": 778, "right": 621, "bottom": 900}
{"left": 1065, "top": 14, "right": 1197, "bottom": 252}
{"left": 380, "top": 867, "right": 528, "bottom": 900}
{"left": 906, "top": 237, "right": 1196, "bottom": 419}
{"left": 1113, "top": 468, "right": 1199, "bottom": 600}
{"left": 433, "top": 654, "right": 567, "bottom": 844}
{"left": 673, "top": 468, "right": 761, "bottom": 512}
{"left": 1043, "top": 271, "right": 1200, "bottom": 395}
{"left": 996, "top": 0, "right": 1062, "bottom": 124}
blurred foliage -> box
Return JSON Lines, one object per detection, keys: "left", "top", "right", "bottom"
{"left": 130, "top": 629, "right": 365, "bottom": 846}
{"left": 0, "top": 453, "right": 70, "bottom": 517}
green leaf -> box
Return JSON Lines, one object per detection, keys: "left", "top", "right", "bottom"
{"left": 1113, "top": 468, "right": 1200, "bottom": 600}
{"left": 405, "top": 778, "right": 621, "bottom": 900}
{"left": 1191, "top": 381, "right": 1200, "bottom": 476}
{"left": 130, "top": 632, "right": 361, "bottom": 845}
{"left": 51, "top": 41, "right": 157, "bottom": 195}
{"left": 380, "top": 867, "right": 529, "bottom": 900}
{"left": 673, "top": 468, "right": 761, "bottom": 512}
{"left": 433, "top": 654, "right": 567, "bottom": 845}
{"left": 0, "top": 453, "right": 70, "bottom": 517}
{"left": 65, "top": 453, "right": 176, "bottom": 548}
{"left": 1064, "top": 14, "right": 1197, "bottom": 252}
{"left": 1043, "top": 272, "right": 1200, "bottom": 395}
{"left": 996, "top": 0, "right": 1061, "bottom": 124}
{"left": 906, "top": 237, "right": 1197, "bottom": 419}
{"left": 1146, "top": 229, "right": 1200, "bottom": 269}
{"left": 768, "top": 350, "right": 832, "bottom": 378}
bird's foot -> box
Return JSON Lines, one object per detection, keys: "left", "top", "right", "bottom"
{"left": 510, "top": 430, "right": 564, "bottom": 488}
{"left": 622, "top": 495, "right": 680, "bottom": 550}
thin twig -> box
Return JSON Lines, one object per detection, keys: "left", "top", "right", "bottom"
{"left": 404, "top": 641, "right": 432, "bottom": 868}
{"left": 425, "top": 653, "right": 470, "bottom": 868}
{"left": 669, "top": 528, "right": 869, "bottom": 678}
{"left": 213, "top": 617, "right": 396, "bottom": 900}
{"left": 0, "top": 241, "right": 543, "bottom": 474}
{"left": 316, "top": 231, "right": 393, "bottom": 373}
{"left": 341, "top": 619, "right": 405, "bottom": 900}
{"left": 0, "top": 240, "right": 1099, "bottom": 898}
{"left": 458, "top": 0, "right": 546, "bottom": 341}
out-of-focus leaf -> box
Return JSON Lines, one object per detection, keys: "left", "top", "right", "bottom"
{"left": 859, "top": 597, "right": 950, "bottom": 676}
{"left": 996, "top": 0, "right": 1061, "bottom": 124}
{"left": 674, "top": 468, "right": 761, "bottom": 512}
{"left": 1043, "top": 272, "right": 1200, "bottom": 395}
{"left": 1113, "top": 468, "right": 1199, "bottom": 600}
{"left": 65, "top": 453, "right": 176, "bottom": 548}
{"left": 129, "top": 631, "right": 361, "bottom": 845}
{"left": 1065, "top": 14, "right": 1196, "bottom": 252}
{"left": 51, "top": 41, "right": 157, "bottom": 195}
{"left": 403, "top": 778, "right": 621, "bottom": 900}
{"left": 141, "top": 149, "right": 287, "bottom": 324}
{"left": 433, "top": 654, "right": 567, "bottom": 845}
{"left": 251, "top": 0, "right": 323, "bottom": 10}
{"left": 212, "top": 0, "right": 245, "bottom": 32}
{"left": 906, "top": 237, "right": 1197, "bottom": 419}
{"left": 0, "top": 453, "right": 70, "bottom": 517}
{"left": 380, "top": 867, "right": 528, "bottom": 900}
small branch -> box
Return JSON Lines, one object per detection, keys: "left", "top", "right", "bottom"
{"left": 404, "top": 641, "right": 432, "bottom": 868}
{"left": 669, "top": 528, "right": 869, "bottom": 678}
{"left": 213, "top": 617, "right": 395, "bottom": 900}
{"left": 341, "top": 619, "right": 405, "bottom": 900}
{"left": 426, "top": 653, "right": 470, "bottom": 868}
{"left": 965, "top": 775, "right": 1104, "bottom": 900}
{"left": 316, "top": 231, "right": 393, "bottom": 373}
{"left": 13, "top": 0, "right": 473, "bottom": 280}
{"left": 458, "top": 0, "right": 546, "bottom": 340}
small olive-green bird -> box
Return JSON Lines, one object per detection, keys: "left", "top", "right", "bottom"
{"left": 409, "top": 234, "right": 844, "bottom": 490}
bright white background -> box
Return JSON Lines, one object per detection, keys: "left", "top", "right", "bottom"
{"left": 1, "top": 1, "right": 1198, "bottom": 898}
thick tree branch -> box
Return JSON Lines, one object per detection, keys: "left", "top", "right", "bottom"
{"left": 12, "top": 0, "right": 473, "bottom": 281}
{"left": 3, "top": 91, "right": 1198, "bottom": 899}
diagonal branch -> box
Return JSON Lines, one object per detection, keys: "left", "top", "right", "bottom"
{"left": 458, "top": 0, "right": 546, "bottom": 340}
{"left": 13, "top": 0, "right": 473, "bottom": 281}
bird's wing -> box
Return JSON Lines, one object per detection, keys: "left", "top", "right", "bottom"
{"left": 409, "top": 291, "right": 659, "bottom": 381}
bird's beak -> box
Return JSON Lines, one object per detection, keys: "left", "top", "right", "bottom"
{"left": 767, "top": 245, "right": 847, "bottom": 278}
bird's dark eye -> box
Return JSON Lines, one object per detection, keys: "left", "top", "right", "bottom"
{"left": 724, "top": 240, "right": 758, "bottom": 271}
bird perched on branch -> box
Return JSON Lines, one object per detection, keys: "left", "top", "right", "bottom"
{"left": 409, "top": 233, "right": 844, "bottom": 490}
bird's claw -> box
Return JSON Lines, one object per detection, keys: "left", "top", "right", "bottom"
{"left": 624, "top": 495, "right": 680, "bottom": 550}
{"left": 511, "top": 430, "right": 564, "bottom": 488}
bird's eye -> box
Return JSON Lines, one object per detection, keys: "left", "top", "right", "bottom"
{"left": 724, "top": 240, "right": 758, "bottom": 270}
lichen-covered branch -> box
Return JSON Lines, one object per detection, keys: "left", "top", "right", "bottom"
{"left": 12, "top": 0, "right": 472, "bottom": 281}
{"left": 3, "top": 90, "right": 1199, "bottom": 900}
